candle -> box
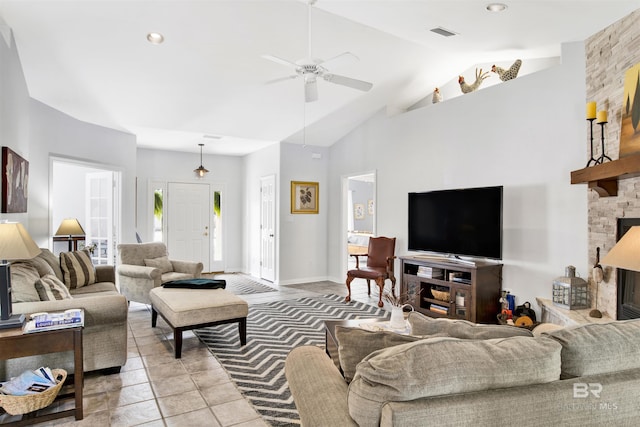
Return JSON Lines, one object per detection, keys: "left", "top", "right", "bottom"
{"left": 597, "top": 110, "right": 608, "bottom": 123}
{"left": 586, "top": 102, "right": 597, "bottom": 119}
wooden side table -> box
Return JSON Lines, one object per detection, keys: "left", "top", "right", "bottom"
{"left": 0, "top": 326, "right": 83, "bottom": 425}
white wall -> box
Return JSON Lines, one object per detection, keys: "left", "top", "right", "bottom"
{"left": 1, "top": 24, "right": 137, "bottom": 247}
{"left": 243, "top": 143, "right": 280, "bottom": 279}
{"left": 136, "top": 148, "right": 244, "bottom": 272}
{"left": 278, "top": 143, "right": 329, "bottom": 284}
{"left": 327, "top": 42, "right": 589, "bottom": 315}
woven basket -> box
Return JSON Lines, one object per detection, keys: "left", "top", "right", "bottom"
{"left": 431, "top": 288, "right": 450, "bottom": 302}
{"left": 0, "top": 369, "right": 66, "bottom": 416}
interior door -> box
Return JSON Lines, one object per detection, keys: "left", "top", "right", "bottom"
{"left": 260, "top": 175, "right": 276, "bottom": 282}
{"left": 167, "top": 182, "right": 210, "bottom": 271}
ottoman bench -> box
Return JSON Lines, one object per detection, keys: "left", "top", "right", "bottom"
{"left": 149, "top": 287, "right": 249, "bottom": 358}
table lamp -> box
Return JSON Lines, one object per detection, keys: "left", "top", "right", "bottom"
{"left": 601, "top": 226, "right": 640, "bottom": 271}
{"left": 0, "top": 222, "right": 41, "bottom": 329}
{"left": 54, "top": 218, "right": 85, "bottom": 251}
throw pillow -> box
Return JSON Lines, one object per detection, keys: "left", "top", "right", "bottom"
{"left": 60, "top": 249, "right": 96, "bottom": 289}
{"left": 335, "top": 326, "right": 421, "bottom": 382}
{"left": 144, "top": 256, "right": 173, "bottom": 274}
{"left": 348, "top": 336, "right": 561, "bottom": 427}
{"left": 408, "top": 311, "right": 533, "bottom": 339}
{"left": 35, "top": 274, "right": 73, "bottom": 301}
{"left": 9, "top": 262, "right": 41, "bottom": 303}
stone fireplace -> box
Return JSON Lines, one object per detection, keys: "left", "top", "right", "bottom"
{"left": 586, "top": 9, "right": 640, "bottom": 320}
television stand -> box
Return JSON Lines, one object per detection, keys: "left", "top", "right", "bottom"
{"left": 400, "top": 255, "right": 502, "bottom": 323}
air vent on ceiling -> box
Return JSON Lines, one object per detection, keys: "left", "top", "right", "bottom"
{"left": 430, "top": 27, "right": 458, "bottom": 37}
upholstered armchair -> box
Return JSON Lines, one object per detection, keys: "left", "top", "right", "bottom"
{"left": 116, "top": 242, "right": 203, "bottom": 305}
{"left": 345, "top": 236, "right": 396, "bottom": 307}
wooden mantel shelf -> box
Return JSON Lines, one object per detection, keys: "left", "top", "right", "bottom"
{"left": 570, "top": 153, "right": 640, "bottom": 197}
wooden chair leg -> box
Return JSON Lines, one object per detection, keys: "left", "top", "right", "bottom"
{"left": 375, "top": 278, "right": 384, "bottom": 307}
{"left": 345, "top": 274, "right": 353, "bottom": 303}
{"left": 366, "top": 279, "right": 371, "bottom": 296}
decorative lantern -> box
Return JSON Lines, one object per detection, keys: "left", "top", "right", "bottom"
{"left": 552, "top": 266, "right": 589, "bottom": 310}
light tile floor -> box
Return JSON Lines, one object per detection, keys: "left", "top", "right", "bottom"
{"left": 16, "top": 277, "right": 394, "bottom": 427}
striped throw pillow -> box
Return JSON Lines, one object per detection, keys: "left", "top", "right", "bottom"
{"left": 60, "top": 249, "right": 96, "bottom": 289}
{"left": 35, "top": 274, "right": 73, "bottom": 301}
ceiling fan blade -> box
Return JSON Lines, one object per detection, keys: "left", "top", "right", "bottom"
{"left": 305, "top": 79, "right": 318, "bottom": 102}
{"left": 317, "top": 52, "right": 358, "bottom": 70}
{"left": 265, "top": 75, "right": 299, "bottom": 85}
{"left": 261, "top": 54, "right": 299, "bottom": 69}
{"left": 323, "top": 73, "right": 373, "bottom": 92}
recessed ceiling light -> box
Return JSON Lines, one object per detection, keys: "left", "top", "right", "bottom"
{"left": 486, "top": 3, "right": 507, "bottom": 12}
{"left": 146, "top": 32, "right": 164, "bottom": 45}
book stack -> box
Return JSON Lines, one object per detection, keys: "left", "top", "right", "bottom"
{"left": 430, "top": 304, "right": 449, "bottom": 315}
{"left": 416, "top": 266, "right": 443, "bottom": 279}
{"left": 23, "top": 309, "right": 84, "bottom": 334}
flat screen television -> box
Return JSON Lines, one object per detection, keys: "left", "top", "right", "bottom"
{"left": 408, "top": 186, "right": 503, "bottom": 260}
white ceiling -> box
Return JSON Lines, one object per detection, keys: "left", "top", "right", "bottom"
{"left": 1, "top": 0, "right": 639, "bottom": 156}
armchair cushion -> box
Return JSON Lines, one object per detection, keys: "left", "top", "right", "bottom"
{"left": 144, "top": 255, "right": 173, "bottom": 273}
{"left": 60, "top": 249, "right": 96, "bottom": 289}
{"left": 35, "top": 274, "right": 72, "bottom": 301}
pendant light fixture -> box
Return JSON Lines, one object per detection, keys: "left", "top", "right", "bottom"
{"left": 194, "top": 143, "right": 209, "bottom": 178}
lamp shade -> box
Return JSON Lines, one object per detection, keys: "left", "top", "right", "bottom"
{"left": 54, "top": 218, "right": 85, "bottom": 236}
{"left": 0, "top": 222, "right": 41, "bottom": 260}
{"left": 601, "top": 226, "right": 640, "bottom": 272}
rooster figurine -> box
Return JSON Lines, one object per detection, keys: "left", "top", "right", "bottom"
{"left": 432, "top": 87, "right": 443, "bottom": 104}
{"left": 491, "top": 59, "right": 522, "bottom": 81}
{"left": 458, "top": 68, "right": 489, "bottom": 94}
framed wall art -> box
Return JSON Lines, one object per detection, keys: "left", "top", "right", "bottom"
{"left": 1, "top": 146, "right": 29, "bottom": 213}
{"left": 291, "top": 181, "right": 319, "bottom": 214}
{"left": 354, "top": 203, "right": 364, "bottom": 219}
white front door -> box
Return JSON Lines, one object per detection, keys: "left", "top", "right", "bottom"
{"left": 167, "top": 182, "right": 210, "bottom": 271}
{"left": 260, "top": 175, "right": 276, "bottom": 282}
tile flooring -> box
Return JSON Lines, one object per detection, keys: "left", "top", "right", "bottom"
{"left": 20, "top": 277, "right": 392, "bottom": 426}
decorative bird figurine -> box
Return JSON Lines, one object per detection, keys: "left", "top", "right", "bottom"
{"left": 432, "top": 87, "right": 443, "bottom": 104}
{"left": 458, "top": 68, "right": 489, "bottom": 94}
{"left": 492, "top": 59, "right": 522, "bottom": 81}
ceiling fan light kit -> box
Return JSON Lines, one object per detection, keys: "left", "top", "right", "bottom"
{"left": 262, "top": 0, "right": 373, "bottom": 102}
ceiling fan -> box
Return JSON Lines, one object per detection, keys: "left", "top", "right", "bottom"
{"left": 262, "top": 0, "right": 373, "bottom": 103}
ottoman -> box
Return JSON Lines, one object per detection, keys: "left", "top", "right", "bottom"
{"left": 149, "top": 287, "right": 248, "bottom": 358}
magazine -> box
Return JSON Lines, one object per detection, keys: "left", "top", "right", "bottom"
{"left": 23, "top": 309, "right": 84, "bottom": 334}
{"left": 0, "top": 367, "right": 57, "bottom": 396}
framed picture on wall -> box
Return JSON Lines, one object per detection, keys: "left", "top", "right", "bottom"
{"left": 291, "top": 181, "right": 319, "bottom": 214}
{"left": 354, "top": 203, "right": 364, "bottom": 219}
{"left": 368, "top": 199, "right": 374, "bottom": 215}
{"left": 1, "top": 146, "right": 29, "bottom": 213}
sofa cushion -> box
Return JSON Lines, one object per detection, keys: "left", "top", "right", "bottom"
{"left": 60, "top": 249, "right": 96, "bottom": 289}
{"left": 335, "top": 326, "right": 421, "bottom": 382}
{"left": 544, "top": 319, "right": 640, "bottom": 378}
{"left": 9, "top": 262, "right": 41, "bottom": 303}
{"left": 37, "top": 249, "right": 65, "bottom": 281}
{"left": 144, "top": 255, "right": 173, "bottom": 273}
{"left": 408, "top": 311, "right": 534, "bottom": 339}
{"left": 348, "top": 336, "right": 561, "bottom": 427}
{"left": 35, "top": 274, "right": 73, "bottom": 301}
{"left": 24, "top": 255, "right": 55, "bottom": 277}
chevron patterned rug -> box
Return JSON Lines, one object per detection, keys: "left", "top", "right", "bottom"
{"left": 195, "top": 294, "right": 388, "bottom": 426}
{"left": 202, "top": 273, "right": 276, "bottom": 295}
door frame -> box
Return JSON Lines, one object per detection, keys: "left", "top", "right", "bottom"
{"left": 341, "top": 170, "right": 377, "bottom": 276}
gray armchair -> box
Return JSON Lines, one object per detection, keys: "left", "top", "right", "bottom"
{"left": 116, "top": 242, "right": 203, "bottom": 305}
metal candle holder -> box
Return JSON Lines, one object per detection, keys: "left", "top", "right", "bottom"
{"left": 586, "top": 118, "right": 598, "bottom": 167}
{"left": 596, "top": 121, "right": 612, "bottom": 164}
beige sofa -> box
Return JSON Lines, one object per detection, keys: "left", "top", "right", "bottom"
{"left": 2, "top": 248, "right": 128, "bottom": 378}
{"left": 117, "top": 242, "right": 203, "bottom": 305}
{"left": 285, "top": 313, "right": 640, "bottom": 426}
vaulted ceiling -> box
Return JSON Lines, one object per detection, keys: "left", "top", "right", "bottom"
{"left": 1, "top": 1, "right": 639, "bottom": 155}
